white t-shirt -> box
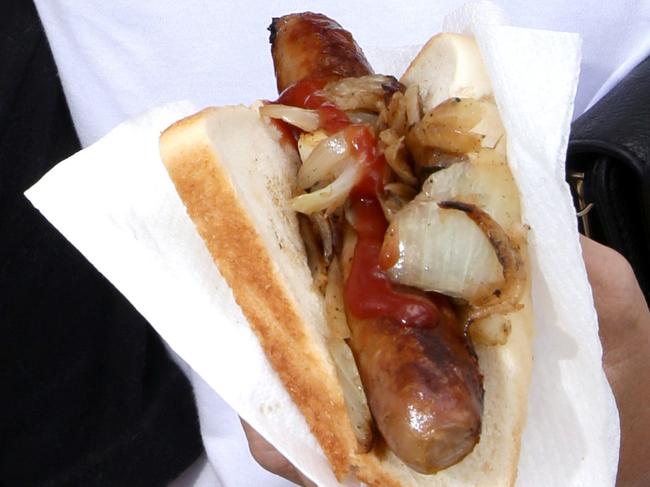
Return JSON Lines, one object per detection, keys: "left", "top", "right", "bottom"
{"left": 34, "top": 1, "right": 650, "bottom": 486}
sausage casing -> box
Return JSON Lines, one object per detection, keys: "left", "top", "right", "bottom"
{"left": 269, "top": 13, "right": 373, "bottom": 93}
{"left": 349, "top": 306, "right": 483, "bottom": 473}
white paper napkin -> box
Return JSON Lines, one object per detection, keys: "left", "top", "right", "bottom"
{"left": 26, "top": 2, "right": 618, "bottom": 486}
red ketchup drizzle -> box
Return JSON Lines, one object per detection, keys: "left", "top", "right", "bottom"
{"left": 344, "top": 128, "right": 440, "bottom": 328}
{"left": 279, "top": 78, "right": 440, "bottom": 328}
{"left": 275, "top": 78, "right": 351, "bottom": 135}
{"left": 268, "top": 117, "right": 298, "bottom": 149}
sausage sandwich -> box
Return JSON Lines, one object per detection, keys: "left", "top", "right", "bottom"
{"left": 160, "top": 12, "right": 533, "bottom": 487}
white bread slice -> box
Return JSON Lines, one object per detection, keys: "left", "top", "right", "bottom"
{"left": 401, "top": 33, "right": 492, "bottom": 112}
{"left": 160, "top": 105, "right": 359, "bottom": 477}
{"left": 160, "top": 34, "right": 534, "bottom": 486}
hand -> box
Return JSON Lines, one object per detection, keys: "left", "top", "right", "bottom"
{"left": 581, "top": 236, "right": 650, "bottom": 487}
{"left": 240, "top": 420, "right": 316, "bottom": 486}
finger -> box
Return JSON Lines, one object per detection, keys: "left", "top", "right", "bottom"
{"left": 579, "top": 237, "right": 650, "bottom": 487}
{"left": 240, "top": 419, "right": 316, "bottom": 486}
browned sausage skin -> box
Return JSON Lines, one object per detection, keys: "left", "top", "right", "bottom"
{"left": 269, "top": 12, "right": 484, "bottom": 474}
{"left": 349, "top": 308, "right": 483, "bottom": 473}
{"left": 269, "top": 12, "right": 373, "bottom": 93}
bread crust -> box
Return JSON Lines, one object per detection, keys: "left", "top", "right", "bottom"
{"left": 160, "top": 107, "right": 358, "bottom": 477}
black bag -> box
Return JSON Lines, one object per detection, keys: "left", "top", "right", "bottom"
{"left": 567, "top": 54, "right": 650, "bottom": 302}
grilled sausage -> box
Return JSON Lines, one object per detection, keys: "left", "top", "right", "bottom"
{"left": 269, "top": 12, "right": 373, "bottom": 93}
{"left": 348, "top": 307, "right": 483, "bottom": 473}
{"left": 269, "top": 11, "right": 484, "bottom": 474}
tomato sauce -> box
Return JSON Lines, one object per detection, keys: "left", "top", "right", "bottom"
{"left": 276, "top": 77, "right": 351, "bottom": 135}
{"left": 278, "top": 78, "right": 441, "bottom": 328}
{"left": 343, "top": 128, "right": 441, "bottom": 328}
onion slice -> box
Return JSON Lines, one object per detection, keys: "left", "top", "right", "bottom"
{"left": 322, "top": 74, "right": 402, "bottom": 111}
{"left": 470, "top": 313, "right": 512, "bottom": 346}
{"left": 406, "top": 98, "right": 484, "bottom": 155}
{"left": 327, "top": 338, "right": 373, "bottom": 451}
{"left": 259, "top": 104, "right": 319, "bottom": 132}
{"left": 419, "top": 155, "right": 521, "bottom": 233}
{"left": 378, "top": 183, "right": 417, "bottom": 222}
{"left": 386, "top": 201, "right": 504, "bottom": 300}
{"left": 298, "top": 132, "right": 351, "bottom": 189}
{"left": 311, "top": 212, "right": 334, "bottom": 263}
{"left": 438, "top": 201, "right": 525, "bottom": 324}
{"left": 298, "top": 215, "right": 327, "bottom": 294}
{"left": 404, "top": 84, "right": 421, "bottom": 126}
{"left": 298, "top": 130, "right": 328, "bottom": 162}
{"left": 324, "top": 259, "right": 350, "bottom": 339}
{"left": 379, "top": 129, "right": 418, "bottom": 186}
{"left": 291, "top": 163, "right": 362, "bottom": 215}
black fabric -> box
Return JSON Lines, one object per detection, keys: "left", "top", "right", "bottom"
{"left": 568, "top": 54, "right": 650, "bottom": 302}
{"left": 0, "top": 2, "right": 203, "bottom": 486}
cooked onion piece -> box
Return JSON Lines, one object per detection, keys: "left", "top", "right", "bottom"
{"left": 325, "top": 259, "right": 350, "bottom": 339}
{"left": 420, "top": 154, "right": 521, "bottom": 232}
{"left": 346, "top": 111, "right": 379, "bottom": 127}
{"left": 311, "top": 212, "right": 334, "bottom": 263}
{"left": 298, "top": 130, "right": 328, "bottom": 162}
{"left": 298, "top": 215, "right": 327, "bottom": 293}
{"left": 425, "top": 97, "right": 484, "bottom": 131}
{"left": 385, "top": 201, "right": 504, "bottom": 301}
{"left": 298, "top": 132, "right": 353, "bottom": 189}
{"left": 470, "top": 99, "right": 506, "bottom": 151}
{"left": 380, "top": 90, "right": 408, "bottom": 134}
{"left": 406, "top": 97, "right": 484, "bottom": 157}
{"left": 322, "top": 74, "right": 402, "bottom": 112}
{"left": 410, "top": 148, "right": 469, "bottom": 181}
{"left": 469, "top": 313, "right": 512, "bottom": 346}
{"left": 438, "top": 201, "right": 525, "bottom": 323}
{"left": 327, "top": 338, "right": 373, "bottom": 451}
{"left": 404, "top": 84, "right": 421, "bottom": 127}
{"left": 379, "top": 129, "right": 417, "bottom": 186}
{"left": 259, "top": 104, "right": 320, "bottom": 132}
{"left": 291, "top": 163, "right": 362, "bottom": 215}
{"left": 378, "top": 183, "right": 417, "bottom": 222}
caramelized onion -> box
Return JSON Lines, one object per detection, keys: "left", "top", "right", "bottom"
{"left": 420, "top": 153, "right": 521, "bottom": 232}
{"left": 259, "top": 104, "right": 319, "bottom": 132}
{"left": 404, "top": 84, "right": 421, "bottom": 126}
{"left": 325, "top": 259, "right": 350, "bottom": 339}
{"left": 322, "top": 74, "right": 403, "bottom": 112}
{"left": 406, "top": 97, "right": 484, "bottom": 156}
{"left": 298, "top": 132, "right": 351, "bottom": 189}
{"left": 298, "top": 130, "right": 328, "bottom": 162}
{"left": 327, "top": 338, "right": 373, "bottom": 451}
{"left": 425, "top": 97, "right": 484, "bottom": 130}
{"left": 379, "top": 129, "right": 417, "bottom": 186}
{"left": 378, "top": 183, "right": 417, "bottom": 222}
{"left": 311, "top": 212, "right": 334, "bottom": 263}
{"left": 438, "top": 201, "right": 525, "bottom": 323}
{"left": 470, "top": 99, "right": 506, "bottom": 151}
{"left": 346, "top": 111, "right": 379, "bottom": 126}
{"left": 291, "top": 163, "right": 362, "bottom": 215}
{"left": 298, "top": 215, "right": 327, "bottom": 293}
{"left": 378, "top": 90, "right": 408, "bottom": 134}
{"left": 386, "top": 201, "right": 504, "bottom": 301}
{"left": 469, "top": 313, "right": 512, "bottom": 346}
